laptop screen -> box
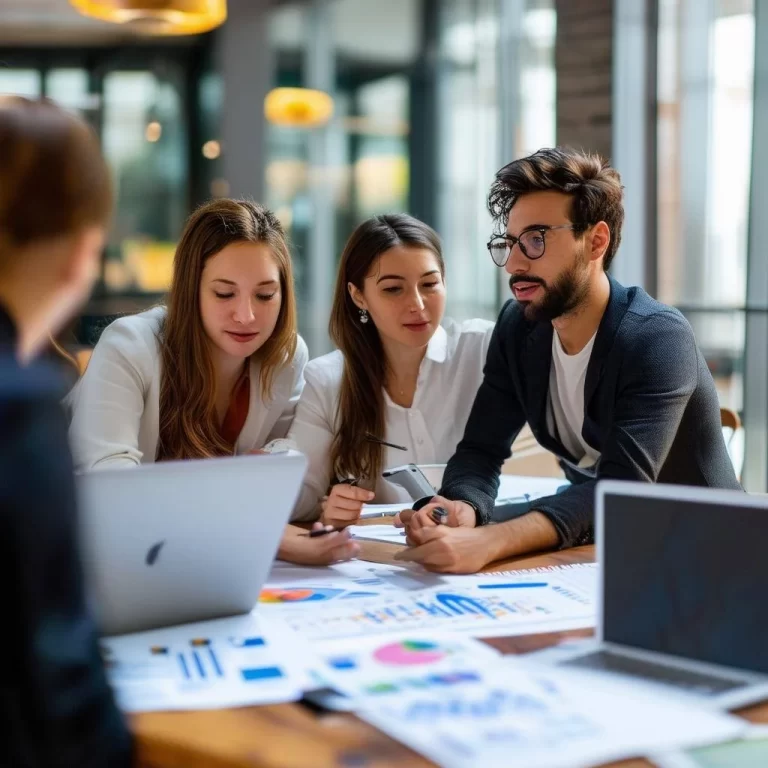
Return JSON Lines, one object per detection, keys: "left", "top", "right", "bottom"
{"left": 602, "top": 490, "right": 768, "bottom": 674}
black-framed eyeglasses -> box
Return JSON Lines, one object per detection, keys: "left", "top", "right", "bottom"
{"left": 486, "top": 224, "right": 582, "bottom": 266}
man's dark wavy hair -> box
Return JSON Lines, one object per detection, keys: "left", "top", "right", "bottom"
{"left": 488, "top": 146, "right": 625, "bottom": 270}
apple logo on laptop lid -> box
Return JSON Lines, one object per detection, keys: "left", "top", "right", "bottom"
{"left": 145, "top": 540, "right": 166, "bottom": 566}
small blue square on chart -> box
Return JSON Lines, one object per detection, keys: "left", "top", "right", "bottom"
{"left": 241, "top": 666, "right": 284, "bottom": 682}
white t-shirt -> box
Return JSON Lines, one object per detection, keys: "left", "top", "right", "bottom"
{"left": 287, "top": 318, "right": 495, "bottom": 522}
{"left": 546, "top": 330, "right": 601, "bottom": 467}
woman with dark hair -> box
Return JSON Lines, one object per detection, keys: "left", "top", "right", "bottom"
{"left": 286, "top": 213, "right": 494, "bottom": 528}
{"left": 0, "top": 95, "right": 133, "bottom": 765}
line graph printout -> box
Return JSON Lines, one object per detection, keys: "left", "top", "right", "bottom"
{"left": 360, "top": 658, "right": 745, "bottom": 768}
{"left": 280, "top": 570, "right": 595, "bottom": 641}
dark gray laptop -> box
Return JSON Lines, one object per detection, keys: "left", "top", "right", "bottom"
{"left": 557, "top": 481, "right": 768, "bottom": 710}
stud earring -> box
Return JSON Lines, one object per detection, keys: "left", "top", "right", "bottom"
{"left": 359, "top": 308, "right": 369, "bottom": 324}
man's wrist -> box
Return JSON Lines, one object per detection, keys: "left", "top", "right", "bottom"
{"left": 457, "top": 499, "right": 481, "bottom": 528}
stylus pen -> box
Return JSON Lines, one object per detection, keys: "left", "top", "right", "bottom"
{"left": 299, "top": 527, "right": 344, "bottom": 538}
{"left": 430, "top": 507, "right": 449, "bottom": 525}
{"left": 364, "top": 433, "right": 407, "bottom": 452}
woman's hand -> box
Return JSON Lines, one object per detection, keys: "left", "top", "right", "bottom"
{"left": 277, "top": 523, "right": 360, "bottom": 566}
{"left": 320, "top": 483, "right": 375, "bottom": 528}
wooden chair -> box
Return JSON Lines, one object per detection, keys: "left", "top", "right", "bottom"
{"left": 720, "top": 407, "right": 743, "bottom": 480}
{"left": 502, "top": 424, "right": 564, "bottom": 478}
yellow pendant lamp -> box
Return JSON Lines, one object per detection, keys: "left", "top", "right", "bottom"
{"left": 264, "top": 88, "right": 334, "bottom": 129}
{"left": 69, "top": 0, "right": 227, "bottom": 35}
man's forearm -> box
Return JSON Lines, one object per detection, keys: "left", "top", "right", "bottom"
{"left": 479, "top": 511, "right": 561, "bottom": 563}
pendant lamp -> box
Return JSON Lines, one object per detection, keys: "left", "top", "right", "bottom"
{"left": 69, "top": 0, "right": 227, "bottom": 35}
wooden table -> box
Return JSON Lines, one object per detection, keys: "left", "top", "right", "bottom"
{"left": 132, "top": 533, "right": 768, "bottom": 768}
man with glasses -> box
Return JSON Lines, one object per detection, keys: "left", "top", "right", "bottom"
{"left": 396, "top": 147, "right": 741, "bottom": 573}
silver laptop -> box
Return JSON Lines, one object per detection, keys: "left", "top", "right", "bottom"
{"left": 76, "top": 452, "right": 307, "bottom": 636}
{"left": 557, "top": 480, "right": 768, "bottom": 710}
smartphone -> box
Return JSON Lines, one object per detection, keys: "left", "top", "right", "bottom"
{"left": 381, "top": 463, "right": 436, "bottom": 501}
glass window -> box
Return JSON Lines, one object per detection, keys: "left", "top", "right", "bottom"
{"left": 102, "top": 69, "right": 188, "bottom": 294}
{"left": 656, "top": 0, "right": 755, "bottom": 420}
{"left": 0, "top": 69, "right": 41, "bottom": 98}
{"left": 438, "top": 0, "right": 556, "bottom": 321}
{"left": 46, "top": 69, "right": 92, "bottom": 115}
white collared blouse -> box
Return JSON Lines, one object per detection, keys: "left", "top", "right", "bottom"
{"left": 288, "top": 317, "right": 495, "bottom": 521}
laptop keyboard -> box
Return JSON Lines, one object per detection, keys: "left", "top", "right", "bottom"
{"left": 562, "top": 650, "right": 747, "bottom": 695}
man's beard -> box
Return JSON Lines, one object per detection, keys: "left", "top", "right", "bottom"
{"left": 509, "top": 254, "right": 590, "bottom": 323}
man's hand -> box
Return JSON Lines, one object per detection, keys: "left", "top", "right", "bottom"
{"left": 394, "top": 525, "right": 493, "bottom": 574}
{"left": 321, "top": 484, "right": 375, "bottom": 528}
{"left": 394, "top": 496, "right": 476, "bottom": 529}
{"left": 278, "top": 523, "right": 360, "bottom": 566}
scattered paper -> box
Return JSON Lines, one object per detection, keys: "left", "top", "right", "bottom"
{"left": 360, "top": 502, "right": 413, "bottom": 519}
{"left": 495, "top": 475, "right": 569, "bottom": 503}
{"left": 349, "top": 524, "right": 407, "bottom": 545}
{"left": 651, "top": 726, "right": 768, "bottom": 768}
{"left": 360, "top": 657, "right": 746, "bottom": 768}
{"left": 260, "top": 559, "right": 448, "bottom": 605}
{"left": 317, "top": 632, "right": 501, "bottom": 701}
{"left": 276, "top": 569, "right": 595, "bottom": 641}
{"left": 101, "top": 613, "right": 311, "bottom": 712}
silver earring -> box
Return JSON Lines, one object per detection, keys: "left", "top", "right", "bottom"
{"left": 359, "top": 308, "right": 369, "bottom": 324}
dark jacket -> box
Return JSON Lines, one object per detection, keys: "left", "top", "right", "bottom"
{"left": 440, "top": 277, "right": 742, "bottom": 548}
{"left": 0, "top": 308, "right": 133, "bottom": 767}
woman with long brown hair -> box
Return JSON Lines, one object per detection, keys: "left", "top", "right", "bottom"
{"left": 69, "top": 198, "right": 356, "bottom": 564}
{"left": 0, "top": 95, "right": 132, "bottom": 764}
{"left": 287, "top": 213, "right": 494, "bottom": 527}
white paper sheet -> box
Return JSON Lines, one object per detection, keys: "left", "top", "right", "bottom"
{"left": 276, "top": 568, "right": 595, "bottom": 641}
{"left": 260, "top": 559, "right": 449, "bottom": 605}
{"left": 360, "top": 502, "right": 413, "bottom": 519}
{"left": 101, "top": 614, "right": 311, "bottom": 712}
{"left": 495, "top": 475, "right": 569, "bottom": 503}
{"left": 316, "top": 632, "right": 501, "bottom": 701}
{"left": 651, "top": 726, "right": 768, "bottom": 768}
{"left": 349, "top": 524, "right": 408, "bottom": 544}
{"left": 360, "top": 657, "right": 746, "bottom": 768}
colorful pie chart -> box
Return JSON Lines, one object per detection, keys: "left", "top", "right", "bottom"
{"left": 259, "top": 587, "right": 344, "bottom": 603}
{"left": 372, "top": 640, "right": 447, "bottom": 666}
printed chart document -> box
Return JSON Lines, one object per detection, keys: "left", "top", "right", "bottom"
{"left": 268, "top": 566, "right": 596, "bottom": 641}
{"left": 101, "top": 613, "right": 311, "bottom": 712}
{"left": 316, "top": 631, "right": 501, "bottom": 702}
{"left": 262, "top": 559, "right": 449, "bottom": 602}
{"left": 359, "top": 657, "right": 746, "bottom": 768}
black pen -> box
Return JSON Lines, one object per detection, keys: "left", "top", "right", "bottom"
{"left": 299, "top": 526, "right": 344, "bottom": 538}
{"left": 334, "top": 476, "right": 361, "bottom": 487}
{"left": 364, "top": 433, "right": 407, "bottom": 452}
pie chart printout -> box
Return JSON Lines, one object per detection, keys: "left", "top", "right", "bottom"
{"left": 372, "top": 640, "right": 447, "bottom": 666}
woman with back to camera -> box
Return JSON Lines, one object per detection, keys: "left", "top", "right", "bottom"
{"left": 284, "top": 213, "right": 495, "bottom": 531}
{"left": 69, "top": 198, "right": 357, "bottom": 565}
{"left": 0, "top": 94, "right": 132, "bottom": 766}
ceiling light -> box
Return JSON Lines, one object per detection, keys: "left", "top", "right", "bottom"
{"left": 69, "top": 0, "right": 227, "bottom": 36}
{"left": 264, "top": 88, "right": 334, "bottom": 129}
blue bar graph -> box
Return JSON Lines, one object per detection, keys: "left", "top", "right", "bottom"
{"left": 208, "top": 648, "right": 224, "bottom": 677}
{"left": 477, "top": 582, "right": 548, "bottom": 590}
{"left": 241, "top": 666, "right": 284, "bottom": 682}
{"left": 192, "top": 650, "right": 206, "bottom": 679}
{"left": 178, "top": 652, "right": 191, "bottom": 680}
